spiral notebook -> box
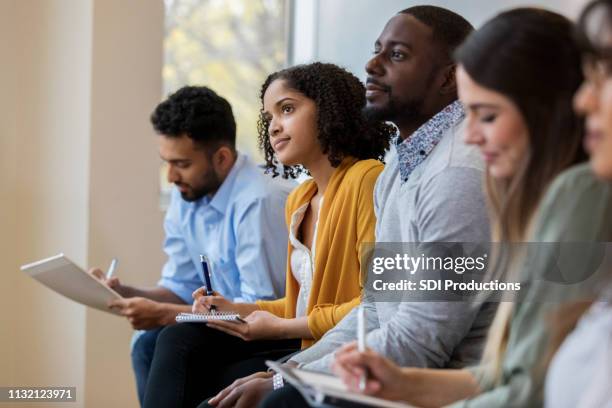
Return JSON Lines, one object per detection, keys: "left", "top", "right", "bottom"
{"left": 176, "top": 312, "right": 246, "bottom": 323}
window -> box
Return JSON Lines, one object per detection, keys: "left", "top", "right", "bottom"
{"left": 160, "top": 0, "right": 290, "bottom": 207}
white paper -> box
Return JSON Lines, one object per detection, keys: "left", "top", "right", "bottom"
{"left": 266, "top": 361, "right": 415, "bottom": 408}
{"left": 21, "top": 253, "right": 123, "bottom": 315}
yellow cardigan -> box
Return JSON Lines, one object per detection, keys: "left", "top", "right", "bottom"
{"left": 256, "top": 157, "right": 382, "bottom": 348}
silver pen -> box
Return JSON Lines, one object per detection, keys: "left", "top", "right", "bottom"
{"left": 106, "top": 258, "right": 118, "bottom": 280}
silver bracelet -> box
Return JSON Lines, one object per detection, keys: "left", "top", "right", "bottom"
{"left": 272, "top": 373, "right": 284, "bottom": 390}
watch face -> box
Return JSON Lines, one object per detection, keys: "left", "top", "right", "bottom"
{"left": 273, "top": 373, "right": 284, "bottom": 390}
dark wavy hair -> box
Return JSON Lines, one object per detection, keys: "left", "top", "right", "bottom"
{"left": 257, "top": 62, "right": 395, "bottom": 178}
{"left": 454, "top": 8, "right": 586, "bottom": 242}
{"left": 151, "top": 86, "right": 236, "bottom": 150}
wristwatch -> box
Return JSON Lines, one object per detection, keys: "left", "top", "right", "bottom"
{"left": 272, "top": 373, "right": 284, "bottom": 390}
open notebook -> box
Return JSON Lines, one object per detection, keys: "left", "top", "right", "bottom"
{"left": 176, "top": 312, "right": 246, "bottom": 323}
{"left": 266, "top": 361, "right": 415, "bottom": 408}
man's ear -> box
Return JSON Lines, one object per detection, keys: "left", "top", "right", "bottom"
{"left": 211, "top": 145, "right": 236, "bottom": 176}
{"left": 439, "top": 63, "right": 457, "bottom": 95}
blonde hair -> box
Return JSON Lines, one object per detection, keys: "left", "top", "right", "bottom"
{"left": 478, "top": 163, "right": 558, "bottom": 384}
{"left": 454, "top": 6, "right": 589, "bottom": 386}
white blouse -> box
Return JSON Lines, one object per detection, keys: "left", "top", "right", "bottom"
{"left": 288, "top": 197, "right": 323, "bottom": 318}
{"left": 545, "top": 288, "right": 612, "bottom": 408}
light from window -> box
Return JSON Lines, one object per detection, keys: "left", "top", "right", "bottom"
{"left": 160, "top": 0, "right": 289, "bottom": 208}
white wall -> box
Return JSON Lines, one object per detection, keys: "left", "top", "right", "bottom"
{"left": 293, "top": 0, "right": 591, "bottom": 79}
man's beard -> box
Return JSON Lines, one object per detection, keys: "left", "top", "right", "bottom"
{"left": 178, "top": 172, "right": 222, "bottom": 202}
{"left": 364, "top": 69, "right": 436, "bottom": 125}
{"left": 363, "top": 92, "right": 426, "bottom": 124}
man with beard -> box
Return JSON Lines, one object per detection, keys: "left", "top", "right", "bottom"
{"left": 89, "top": 86, "right": 293, "bottom": 406}
{"left": 201, "top": 6, "right": 496, "bottom": 408}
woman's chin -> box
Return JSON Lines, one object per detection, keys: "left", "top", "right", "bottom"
{"left": 487, "top": 164, "right": 514, "bottom": 180}
{"left": 275, "top": 153, "right": 299, "bottom": 167}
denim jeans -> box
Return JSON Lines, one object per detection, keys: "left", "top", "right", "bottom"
{"left": 131, "top": 328, "right": 163, "bottom": 407}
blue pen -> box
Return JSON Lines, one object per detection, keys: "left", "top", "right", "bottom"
{"left": 200, "top": 255, "right": 216, "bottom": 313}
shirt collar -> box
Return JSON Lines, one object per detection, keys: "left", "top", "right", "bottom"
{"left": 396, "top": 100, "right": 465, "bottom": 183}
{"left": 196, "top": 152, "right": 246, "bottom": 215}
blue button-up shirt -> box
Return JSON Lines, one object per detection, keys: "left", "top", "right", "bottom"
{"left": 158, "top": 153, "right": 294, "bottom": 303}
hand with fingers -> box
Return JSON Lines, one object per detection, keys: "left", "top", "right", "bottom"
{"left": 205, "top": 310, "right": 284, "bottom": 341}
{"left": 108, "top": 297, "right": 171, "bottom": 330}
{"left": 208, "top": 371, "right": 273, "bottom": 407}
{"left": 332, "top": 341, "right": 407, "bottom": 401}
{"left": 191, "top": 287, "right": 235, "bottom": 314}
{"left": 89, "top": 267, "right": 127, "bottom": 296}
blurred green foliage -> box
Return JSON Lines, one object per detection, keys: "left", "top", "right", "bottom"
{"left": 163, "top": 0, "right": 288, "bottom": 161}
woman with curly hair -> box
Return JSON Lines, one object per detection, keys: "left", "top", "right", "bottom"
{"left": 143, "top": 62, "right": 394, "bottom": 408}
{"left": 196, "top": 62, "right": 393, "bottom": 345}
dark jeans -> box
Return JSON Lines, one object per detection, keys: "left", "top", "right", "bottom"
{"left": 259, "top": 383, "right": 374, "bottom": 408}
{"left": 197, "top": 385, "right": 309, "bottom": 408}
{"left": 142, "top": 323, "right": 300, "bottom": 408}
{"left": 258, "top": 384, "right": 310, "bottom": 407}
{"left": 131, "top": 328, "right": 163, "bottom": 407}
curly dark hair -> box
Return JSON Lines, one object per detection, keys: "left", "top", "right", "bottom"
{"left": 257, "top": 62, "right": 395, "bottom": 178}
{"left": 150, "top": 85, "right": 236, "bottom": 149}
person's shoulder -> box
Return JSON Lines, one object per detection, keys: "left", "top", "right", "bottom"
{"left": 427, "top": 121, "right": 484, "bottom": 175}
{"left": 533, "top": 163, "right": 612, "bottom": 240}
{"left": 546, "top": 162, "right": 607, "bottom": 197}
{"left": 287, "top": 178, "right": 315, "bottom": 203}
{"left": 344, "top": 159, "right": 384, "bottom": 184}
{"left": 537, "top": 162, "right": 612, "bottom": 221}
{"left": 419, "top": 165, "right": 485, "bottom": 207}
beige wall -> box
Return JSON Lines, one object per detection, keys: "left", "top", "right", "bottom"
{"left": 0, "top": 0, "right": 164, "bottom": 407}
{"left": 0, "top": 0, "right": 20, "bottom": 391}
{"left": 0, "top": 1, "right": 93, "bottom": 407}
{"left": 85, "top": 1, "right": 165, "bottom": 407}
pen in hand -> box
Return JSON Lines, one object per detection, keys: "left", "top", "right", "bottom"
{"left": 357, "top": 305, "right": 368, "bottom": 392}
{"left": 106, "top": 258, "right": 118, "bottom": 280}
{"left": 200, "top": 255, "right": 216, "bottom": 314}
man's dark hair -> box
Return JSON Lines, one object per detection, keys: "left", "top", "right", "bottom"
{"left": 400, "top": 5, "right": 474, "bottom": 62}
{"left": 150, "top": 86, "right": 236, "bottom": 149}
{"left": 257, "top": 62, "right": 395, "bottom": 179}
